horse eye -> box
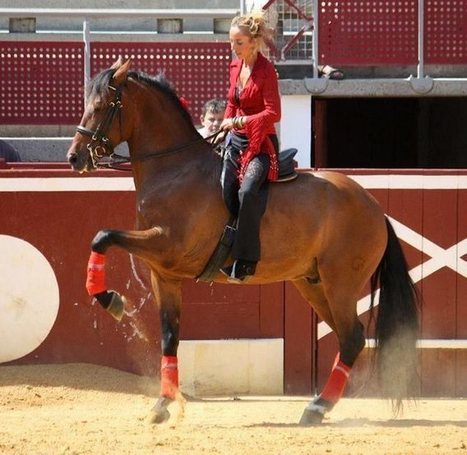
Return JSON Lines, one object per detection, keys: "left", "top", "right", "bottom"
{"left": 90, "top": 104, "right": 104, "bottom": 115}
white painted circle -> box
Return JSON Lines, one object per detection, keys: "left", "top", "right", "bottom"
{"left": 0, "top": 235, "right": 59, "bottom": 363}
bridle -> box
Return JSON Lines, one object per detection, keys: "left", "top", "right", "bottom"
{"left": 76, "top": 81, "right": 225, "bottom": 170}
{"left": 76, "top": 84, "right": 125, "bottom": 169}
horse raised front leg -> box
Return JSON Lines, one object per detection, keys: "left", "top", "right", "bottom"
{"left": 85, "top": 226, "right": 164, "bottom": 320}
{"left": 148, "top": 275, "right": 183, "bottom": 424}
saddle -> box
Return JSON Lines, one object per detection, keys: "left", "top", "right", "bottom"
{"left": 197, "top": 148, "right": 299, "bottom": 283}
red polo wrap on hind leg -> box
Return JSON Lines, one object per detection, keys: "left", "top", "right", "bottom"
{"left": 85, "top": 252, "right": 107, "bottom": 296}
{"left": 161, "top": 355, "right": 179, "bottom": 400}
{"left": 320, "top": 354, "right": 352, "bottom": 404}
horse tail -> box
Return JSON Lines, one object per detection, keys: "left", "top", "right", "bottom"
{"left": 369, "top": 216, "right": 421, "bottom": 413}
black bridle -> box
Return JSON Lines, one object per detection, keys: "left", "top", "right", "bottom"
{"left": 76, "top": 84, "right": 125, "bottom": 169}
{"left": 76, "top": 82, "right": 225, "bottom": 170}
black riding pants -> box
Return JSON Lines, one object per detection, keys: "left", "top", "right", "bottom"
{"left": 220, "top": 132, "right": 278, "bottom": 262}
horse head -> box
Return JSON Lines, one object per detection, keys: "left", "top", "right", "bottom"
{"left": 67, "top": 58, "right": 133, "bottom": 172}
{"left": 67, "top": 58, "right": 202, "bottom": 173}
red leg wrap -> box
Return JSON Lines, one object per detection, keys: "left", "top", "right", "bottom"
{"left": 160, "top": 355, "right": 179, "bottom": 400}
{"left": 319, "top": 358, "right": 352, "bottom": 404}
{"left": 85, "top": 252, "right": 107, "bottom": 296}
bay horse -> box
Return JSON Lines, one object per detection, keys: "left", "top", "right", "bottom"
{"left": 67, "top": 59, "right": 420, "bottom": 425}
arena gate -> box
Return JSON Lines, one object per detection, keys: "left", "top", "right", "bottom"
{"left": 0, "top": 166, "right": 465, "bottom": 398}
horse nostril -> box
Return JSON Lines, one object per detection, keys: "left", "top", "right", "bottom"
{"left": 68, "top": 153, "right": 78, "bottom": 164}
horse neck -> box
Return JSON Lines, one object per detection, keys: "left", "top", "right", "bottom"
{"left": 132, "top": 141, "right": 217, "bottom": 180}
{"left": 126, "top": 81, "right": 199, "bottom": 158}
{"left": 128, "top": 135, "right": 222, "bottom": 201}
{"left": 124, "top": 81, "right": 220, "bottom": 190}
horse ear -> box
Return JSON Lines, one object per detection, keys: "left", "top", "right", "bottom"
{"left": 110, "top": 56, "right": 124, "bottom": 69}
{"left": 113, "top": 59, "right": 131, "bottom": 85}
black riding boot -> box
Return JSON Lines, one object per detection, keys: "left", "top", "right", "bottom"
{"left": 219, "top": 133, "right": 278, "bottom": 284}
{"left": 221, "top": 259, "right": 257, "bottom": 283}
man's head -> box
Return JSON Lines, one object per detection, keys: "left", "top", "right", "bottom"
{"left": 199, "top": 99, "right": 226, "bottom": 137}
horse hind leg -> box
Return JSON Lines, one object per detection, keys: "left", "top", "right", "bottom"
{"left": 291, "top": 279, "right": 337, "bottom": 425}
{"left": 86, "top": 226, "right": 164, "bottom": 320}
{"left": 293, "top": 277, "right": 365, "bottom": 425}
{"left": 300, "top": 316, "right": 365, "bottom": 426}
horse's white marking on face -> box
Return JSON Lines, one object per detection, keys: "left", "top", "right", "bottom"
{"left": 0, "top": 235, "right": 59, "bottom": 363}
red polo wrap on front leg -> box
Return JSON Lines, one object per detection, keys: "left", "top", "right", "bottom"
{"left": 160, "top": 355, "right": 179, "bottom": 400}
{"left": 85, "top": 252, "right": 107, "bottom": 296}
{"left": 319, "top": 359, "right": 352, "bottom": 404}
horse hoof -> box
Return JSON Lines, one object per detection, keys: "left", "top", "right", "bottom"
{"left": 106, "top": 291, "right": 126, "bottom": 321}
{"left": 148, "top": 396, "right": 173, "bottom": 424}
{"left": 299, "top": 408, "right": 325, "bottom": 426}
{"left": 149, "top": 407, "right": 170, "bottom": 424}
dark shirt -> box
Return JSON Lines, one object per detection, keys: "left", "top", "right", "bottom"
{"left": 0, "top": 140, "right": 21, "bottom": 162}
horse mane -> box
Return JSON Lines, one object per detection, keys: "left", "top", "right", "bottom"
{"left": 87, "top": 67, "right": 195, "bottom": 127}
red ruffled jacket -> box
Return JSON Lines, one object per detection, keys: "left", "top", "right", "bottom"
{"left": 224, "top": 52, "right": 281, "bottom": 182}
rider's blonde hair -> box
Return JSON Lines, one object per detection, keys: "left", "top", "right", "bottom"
{"left": 231, "top": 10, "right": 273, "bottom": 49}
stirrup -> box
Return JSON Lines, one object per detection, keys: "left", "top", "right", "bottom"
{"left": 220, "top": 260, "right": 256, "bottom": 283}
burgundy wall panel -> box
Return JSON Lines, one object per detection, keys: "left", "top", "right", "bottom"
{"left": 421, "top": 188, "right": 458, "bottom": 339}
{"left": 316, "top": 170, "right": 467, "bottom": 398}
{"left": 0, "top": 169, "right": 283, "bottom": 378}
{"left": 1, "top": 168, "right": 466, "bottom": 397}
{"left": 318, "top": 0, "right": 467, "bottom": 65}
{"left": 181, "top": 279, "right": 283, "bottom": 339}
{"left": 0, "top": 41, "right": 230, "bottom": 125}
{"left": 457, "top": 184, "right": 467, "bottom": 339}
{"left": 0, "top": 42, "right": 84, "bottom": 124}
{"left": 284, "top": 282, "right": 314, "bottom": 394}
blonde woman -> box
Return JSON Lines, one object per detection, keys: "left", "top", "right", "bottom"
{"left": 220, "top": 11, "right": 281, "bottom": 283}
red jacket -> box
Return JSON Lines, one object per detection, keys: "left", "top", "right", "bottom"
{"left": 225, "top": 53, "right": 281, "bottom": 181}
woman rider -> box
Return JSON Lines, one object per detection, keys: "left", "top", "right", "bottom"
{"left": 220, "top": 11, "right": 281, "bottom": 283}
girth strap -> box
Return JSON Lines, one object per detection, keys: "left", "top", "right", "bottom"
{"left": 197, "top": 216, "right": 236, "bottom": 283}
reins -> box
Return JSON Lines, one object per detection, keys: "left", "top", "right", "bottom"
{"left": 92, "top": 130, "right": 225, "bottom": 171}
{"left": 134, "top": 129, "right": 224, "bottom": 162}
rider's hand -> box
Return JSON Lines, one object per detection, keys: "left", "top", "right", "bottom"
{"left": 220, "top": 118, "right": 235, "bottom": 131}
{"left": 211, "top": 130, "right": 227, "bottom": 145}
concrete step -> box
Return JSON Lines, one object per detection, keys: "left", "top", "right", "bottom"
{"left": 1, "top": 137, "right": 129, "bottom": 162}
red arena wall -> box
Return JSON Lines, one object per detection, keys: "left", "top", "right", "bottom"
{"left": 0, "top": 167, "right": 465, "bottom": 397}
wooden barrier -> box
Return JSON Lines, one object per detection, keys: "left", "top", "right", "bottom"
{"left": 0, "top": 167, "right": 466, "bottom": 397}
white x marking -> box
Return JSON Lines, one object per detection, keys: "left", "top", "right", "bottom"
{"left": 318, "top": 216, "right": 467, "bottom": 339}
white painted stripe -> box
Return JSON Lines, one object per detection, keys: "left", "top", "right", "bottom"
{"left": 365, "top": 339, "right": 467, "bottom": 349}
{"left": 0, "top": 174, "right": 467, "bottom": 192}
{"left": 318, "top": 215, "right": 467, "bottom": 339}
{"left": 0, "top": 177, "right": 135, "bottom": 192}
{"left": 349, "top": 174, "right": 467, "bottom": 189}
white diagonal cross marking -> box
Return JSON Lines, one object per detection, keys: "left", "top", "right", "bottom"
{"left": 318, "top": 216, "right": 467, "bottom": 339}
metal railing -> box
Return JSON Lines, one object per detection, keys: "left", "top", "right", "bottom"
{"left": 253, "top": 0, "right": 467, "bottom": 85}
{"left": 1, "top": 3, "right": 466, "bottom": 107}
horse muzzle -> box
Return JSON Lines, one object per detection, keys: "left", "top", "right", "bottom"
{"left": 67, "top": 148, "right": 94, "bottom": 173}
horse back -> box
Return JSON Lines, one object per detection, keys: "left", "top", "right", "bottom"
{"left": 261, "top": 169, "right": 387, "bottom": 275}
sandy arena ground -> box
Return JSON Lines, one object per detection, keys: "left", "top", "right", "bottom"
{"left": 0, "top": 363, "right": 466, "bottom": 455}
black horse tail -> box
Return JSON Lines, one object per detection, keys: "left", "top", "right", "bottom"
{"left": 369, "top": 216, "right": 421, "bottom": 413}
